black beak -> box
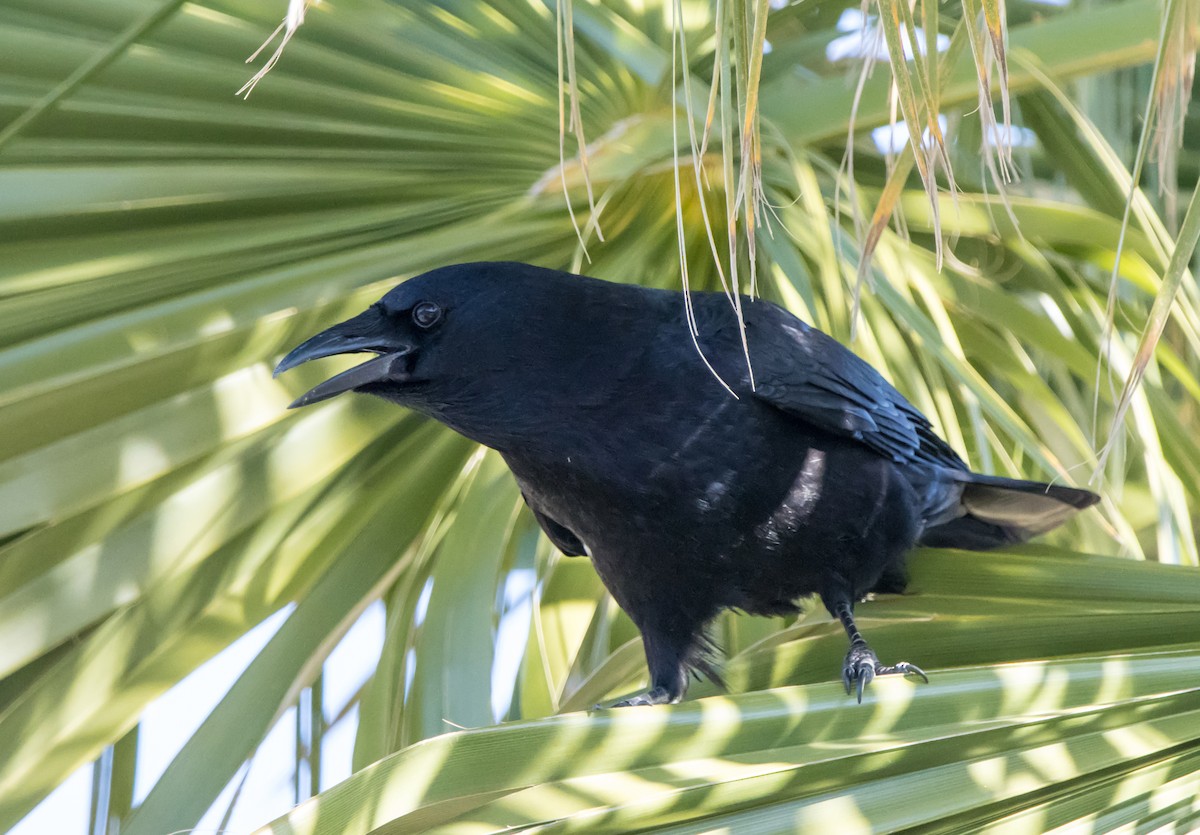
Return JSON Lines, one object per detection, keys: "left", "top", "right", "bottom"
{"left": 274, "top": 308, "right": 416, "bottom": 409}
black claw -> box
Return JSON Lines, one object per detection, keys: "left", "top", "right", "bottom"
{"left": 620, "top": 692, "right": 647, "bottom": 707}
{"left": 878, "top": 661, "right": 929, "bottom": 683}
{"left": 605, "top": 686, "right": 678, "bottom": 708}
{"left": 841, "top": 644, "right": 928, "bottom": 702}
{"left": 842, "top": 641, "right": 878, "bottom": 703}
{"left": 833, "top": 602, "right": 928, "bottom": 703}
{"left": 858, "top": 662, "right": 875, "bottom": 703}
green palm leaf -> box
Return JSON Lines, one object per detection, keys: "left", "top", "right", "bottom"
{"left": 1, "top": 0, "right": 1198, "bottom": 832}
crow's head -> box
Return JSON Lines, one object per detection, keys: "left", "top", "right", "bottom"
{"left": 275, "top": 262, "right": 516, "bottom": 409}
{"left": 274, "top": 261, "right": 631, "bottom": 431}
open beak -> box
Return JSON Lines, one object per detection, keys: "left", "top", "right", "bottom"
{"left": 274, "top": 309, "right": 416, "bottom": 409}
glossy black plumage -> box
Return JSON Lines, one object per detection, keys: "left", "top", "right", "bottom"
{"left": 276, "top": 262, "right": 1099, "bottom": 705}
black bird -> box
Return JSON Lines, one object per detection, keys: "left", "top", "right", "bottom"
{"left": 276, "top": 262, "right": 1099, "bottom": 705}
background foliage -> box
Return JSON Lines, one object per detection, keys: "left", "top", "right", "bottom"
{"left": 1, "top": 0, "right": 1199, "bottom": 831}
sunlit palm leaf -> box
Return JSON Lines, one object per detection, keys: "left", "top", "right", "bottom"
{"left": 258, "top": 550, "right": 1200, "bottom": 833}
{"left": 0, "top": 0, "right": 1198, "bottom": 832}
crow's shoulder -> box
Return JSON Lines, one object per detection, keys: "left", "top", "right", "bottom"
{"left": 741, "top": 301, "right": 965, "bottom": 471}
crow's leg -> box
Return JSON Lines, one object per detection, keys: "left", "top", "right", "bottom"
{"left": 608, "top": 628, "right": 690, "bottom": 708}
{"left": 827, "top": 597, "right": 928, "bottom": 704}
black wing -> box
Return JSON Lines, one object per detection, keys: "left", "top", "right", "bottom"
{"left": 522, "top": 494, "right": 587, "bottom": 556}
{"left": 749, "top": 313, "right": 966, "bottom": 472}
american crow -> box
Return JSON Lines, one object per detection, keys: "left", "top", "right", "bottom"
{"left": 276, "top": 262, "right": 1099, "bottom": 705}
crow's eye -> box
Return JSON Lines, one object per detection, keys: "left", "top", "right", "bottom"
{"left": 412, "top": 301, "right": 443, "bottom": 328}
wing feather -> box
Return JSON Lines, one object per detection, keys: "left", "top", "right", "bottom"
{"left": 749, "top": 314, "right": 965, "bottom": 471}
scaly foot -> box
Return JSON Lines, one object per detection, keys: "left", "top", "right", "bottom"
{"left": 601, "top": 686, "right": 681, "bottom": 708}
{"left": 842, "top": 642, "right": 928, "bottom": 703}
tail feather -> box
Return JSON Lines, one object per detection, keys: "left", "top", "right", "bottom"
{"left": 919, "top": 473, "right": 1099, "bottom": 550}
